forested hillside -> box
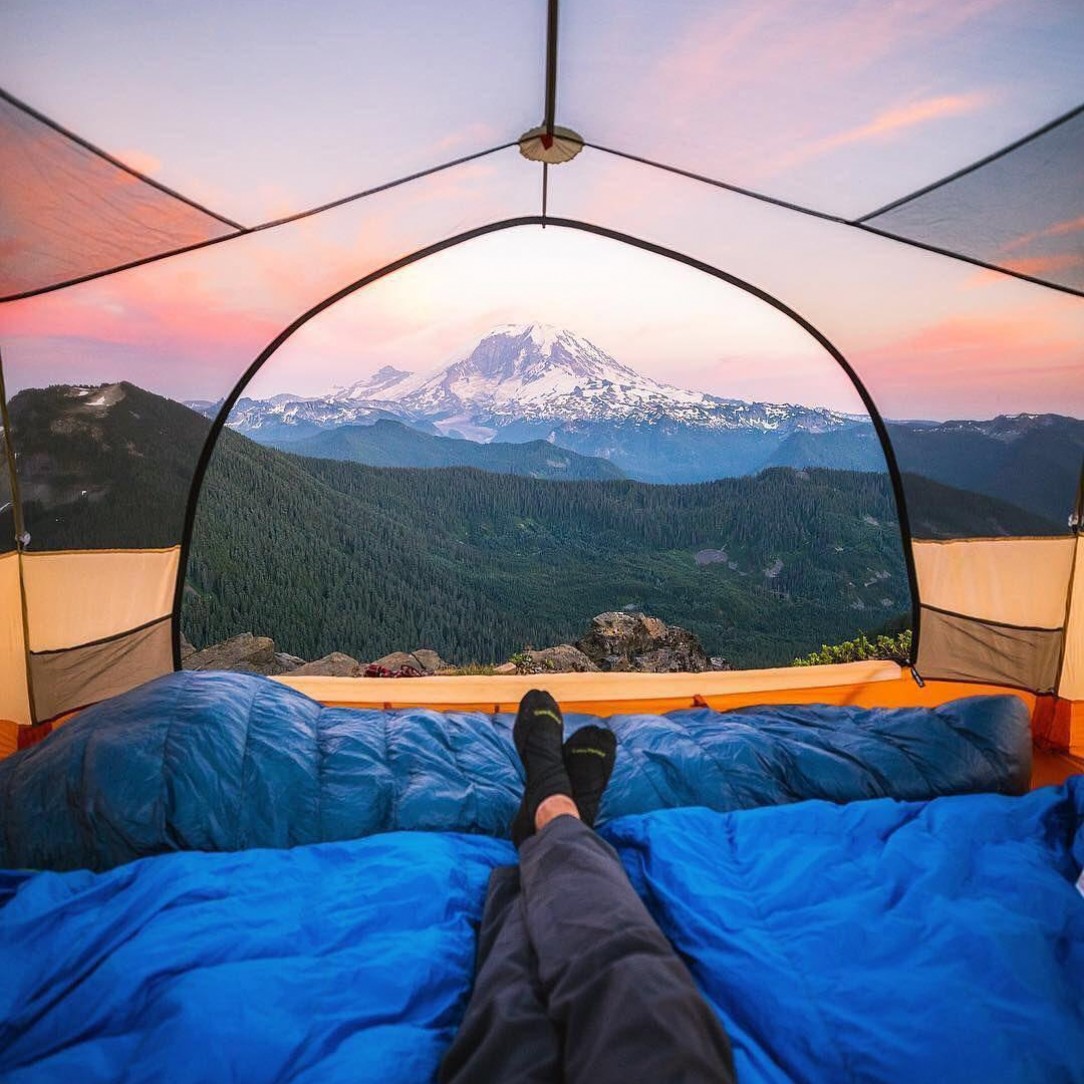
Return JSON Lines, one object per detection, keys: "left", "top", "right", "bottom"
{"left": 185, "top": 429, "right": 915, "bottom": 667}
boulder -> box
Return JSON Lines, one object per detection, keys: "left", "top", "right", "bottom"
{"left": 577, "top": 612, "right": 711, "bottom": 673}
{"left": 512, "top": 644, "right": 600, "bottom": 674}
{"left": 289, "top": 652, "right": 364, "bottom": 677}
{"left": 371, "top": 649, "right": 447, "bottom": 674}
{"left": 274, "top": 652, "right": 307, "bottom": 672}
{"left": 183, "top": 633, "right": 286, "bottom": 675}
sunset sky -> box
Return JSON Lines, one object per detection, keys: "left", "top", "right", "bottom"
{"left": 1, "top": 0, "right": 1080, "bottom": 421}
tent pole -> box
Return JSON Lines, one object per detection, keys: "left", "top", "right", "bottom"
{"left": 544, "top": 0, "right": 559, "bottom": 139}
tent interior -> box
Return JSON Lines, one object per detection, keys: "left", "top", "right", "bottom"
{"left": 1, "top": 2, "right": 1083, "bottom": 1079}
{"left": 1, "top": 0, "right": 1082, "bottom": 757}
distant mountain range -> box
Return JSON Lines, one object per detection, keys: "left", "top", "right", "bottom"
{"left": 190, "top": 323, "right": 1082, "bottom": 523}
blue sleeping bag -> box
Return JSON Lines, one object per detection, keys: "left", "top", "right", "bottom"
{"left": 0, "top": 670, "right": 1031, "bottom": 872}
{"left": 2, "top": 780, "right": 1082, "bottom": 1083}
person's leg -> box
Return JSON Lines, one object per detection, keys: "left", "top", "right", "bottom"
{"left": 511, "top": 691, "right": 735, "bottom": 1084}
{"left": 520, "top": 814, "right": 736, "bottom": 1084}
{"left": 439, "top": 865, "right": 562, "bottom": 1084}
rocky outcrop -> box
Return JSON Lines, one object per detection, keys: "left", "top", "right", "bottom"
{"left": 371, "top": 649, "right": 448, "bottom": 674}
{"left": 505, "top": 644, "right": 599, "bottom": 675}
{"left": 290, "top": 652, "right": 365, "bottom": 677}
{"left": 183, "top": 633, "right": 290, "bottom": 676}
{"left": 576, "top": 612, "right": 718, "bottom": 673}
{"left": 182, "top": 619, "right": 724, "bottom": 679}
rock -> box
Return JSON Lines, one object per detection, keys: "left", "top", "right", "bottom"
{"left": 512, "top": 644, "right": 600, "bottom": 674}
{"left": 709, "top": 656, "right": 731, "bottom": 671}
{"left": 694, "top": 548, "right": 728, "bottom": 566}
{"left": 275, "top": 652, "right": 306, "bottom": 672}
{"left": 494, "top": 662, "right": 518, "bottom": 675}
{"left": 371, "top": 649, "right": 448, "bottom": 674}
{"left": 289, "top": 652, "right": 364, "bottom": 677}
{"left": 577, "top": 612, "right": 711, "bottom": 674}
{"left": 183, "top": 632, "right": 286, "bottom": 675}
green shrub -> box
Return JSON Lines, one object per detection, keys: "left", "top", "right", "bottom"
{"left": 792, "top": 630, "right": 912, "bottom": 667}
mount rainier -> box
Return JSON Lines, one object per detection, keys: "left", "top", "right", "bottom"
{"left": 199, "top": 324, "right": 879, "bottom": 482}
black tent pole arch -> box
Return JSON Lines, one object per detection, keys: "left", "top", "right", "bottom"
{"left": 171, "top": 217, "right": 923, "bottom": 672}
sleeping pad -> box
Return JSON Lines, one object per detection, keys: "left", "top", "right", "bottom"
{"left": 0, "top": 669, "right": 1031, "bottom": 872}
{"left": 1, "top": 779, "right": 1081, "bottom": 1083}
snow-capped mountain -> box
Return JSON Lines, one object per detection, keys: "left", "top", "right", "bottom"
{"left": 204, "top": 324, "right": 856, "bottom": 439}
{"left": 189, "top": 324, "right": 886, "bottom": 480}
{"left": 331, "top": 323, "right": 857, "bottom": 436}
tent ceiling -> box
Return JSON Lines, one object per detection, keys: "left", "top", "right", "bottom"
{"left": 0, "top": 2, "right": 1082, "bottom": 302}
{"left": 562, "top": 0, "right": 1084, "bottom": 220}
{"left": 0, "top": 0, "right": 544, "bottom": 223}
{"left": 2, "top": 3, "right": 1081, "bottom": 223}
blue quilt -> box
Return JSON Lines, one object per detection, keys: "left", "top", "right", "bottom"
{"left": 0, "top": 670, "right": 1031, "bottom": 872}
{"left": 2, "top": 780, "right": 1082, "bottom": 1083}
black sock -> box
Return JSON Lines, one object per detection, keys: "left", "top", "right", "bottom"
{"left": 511, "top": 690, "right": 572, "bottom": 847}
{"left": 563, "top": 726, "right": 617, "bottom": 828}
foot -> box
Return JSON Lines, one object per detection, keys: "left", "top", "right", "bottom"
{"left": 564, "top": 726, "right": 617, "bottom": 828}
{"left": 511, "top": 690, "right": 573, "bottom": 846}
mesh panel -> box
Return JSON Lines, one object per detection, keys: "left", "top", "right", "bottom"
{"left": 0, "top": 95, "right": 236, "bottom": 299}
{"left": 916, "top": 605, "right": 1062, "bottom": 693}
{"left": 864, "top": 110, "right": 1084, "bottom": 293}
{"left": 28, "top": 615, "right": 173, "bottom": 721}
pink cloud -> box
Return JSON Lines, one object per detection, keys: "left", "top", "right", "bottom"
{"left": 998, "top": 253, "right": 1084, "bottom": 278}
{"left": 114, "top": 148, "right": 163, "bottom": 176}
{"left": 765, "top": 93, "right": 990, "bottom": 177}
{"left": 435, "top": 121, "right": 502, "bottom": 153}
{"left": 855, "top": 304, "right": 1084, "bottom": 417}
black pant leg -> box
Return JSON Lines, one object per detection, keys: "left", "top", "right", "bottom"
{"left": 518, "top": 815, "right": 735, "bottom": 1084}
{"left": 440, "top": 865, "right": 563, "bottom": 1083}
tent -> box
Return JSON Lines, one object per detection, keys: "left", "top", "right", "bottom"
{"left": 0, "top": 0, "right": 1082, "bottom": 761}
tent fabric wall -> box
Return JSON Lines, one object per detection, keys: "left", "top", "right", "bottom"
{"left": 17, "top": 549, "right": 180, "bottom": 723}
{"left": 1, "top": 549, "right": 179, "bottom": 725}
{"left": 0, "top": 552, "right": 30, "bottom": 729}
{"left": 1059, "top": 539, "right": 1084, "bottom": 702}
{"left": 911, "top": 538, "right": 1076, "bottom": 694}
{"left": 911, "top": 538, "right": 1075, "bottom": 628}
{"left": 21, "top": 549, "right": 179, "bottom": 652}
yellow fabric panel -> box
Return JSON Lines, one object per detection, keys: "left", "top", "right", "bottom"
{"left": 1057, "top": 537, "right": 1084, "bottom": 701}
{"left": 278, "top": 660, "right": 903, "bottom": 712}
{"left": 912, "top": 537, "right": 1075, "bottom": 629}
{"left": 0, "top": 551, "right": 31, "bottom": 724}
{"left": 22, "top": 547, "right": 179, "bottom": 653}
